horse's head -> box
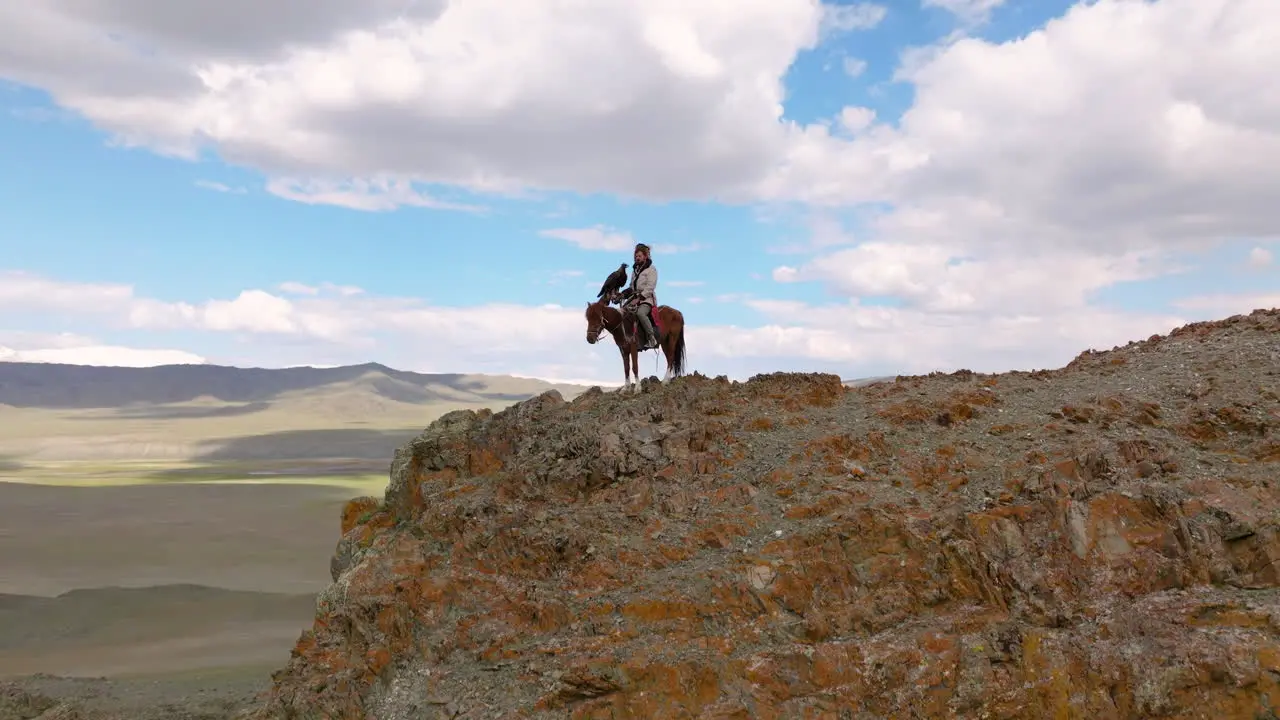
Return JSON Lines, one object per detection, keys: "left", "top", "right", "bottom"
{"left": 586, "top": 297, "right": 606, "bottom": 340}
{"left": 584, "top": 299, "right": 610, "bottom": 344}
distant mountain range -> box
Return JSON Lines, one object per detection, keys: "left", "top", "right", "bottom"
{"left": 0, "top": 361, "right": 593, "bottom": 410}
{"left": 0, "top": 362, "right": 604, "bottom": 465}
{"left": 0, "top": 361, "right": 902, "bottom": 466}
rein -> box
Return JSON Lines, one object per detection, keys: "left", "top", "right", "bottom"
{"left": 590, "top": 302, "right": 637, "bottom": 348}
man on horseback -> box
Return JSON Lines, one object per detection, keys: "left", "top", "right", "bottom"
{"left": 619, "top": 243, "right": 659, "bottom": 351}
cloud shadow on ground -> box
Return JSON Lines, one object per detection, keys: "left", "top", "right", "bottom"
{"left": 134, "top": 428, "right": 422, "bottom": 482}
{"left": 0, "top": 362, "right": 570, "bottom": 409}
{"left": 188, "top": 428, "right": 423, "bottom": 462}
{"left": 65, "top": 402, "right": 273, "bottom": 420}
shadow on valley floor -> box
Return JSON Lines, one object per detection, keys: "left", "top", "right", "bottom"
{"left": 0, "top": 362, "right": 573, "bottom": 409}
{"left": 166, "top": 428, "right": 425, "bottom": 467}
{"left": 67, "top": 402, "right": 273, "bottom": 420}
{"left": 0, "top": 585, "right": 317, "bottom": 681}
{"left": 0, "top": 584, "right": 316, "bottom": 653}
{"left": 0, "top": 458, "right": 22, "bottom": 472}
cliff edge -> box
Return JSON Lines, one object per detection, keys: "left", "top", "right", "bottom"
{"left": 249, "top": 309, "right": 1280, "bottom": 719}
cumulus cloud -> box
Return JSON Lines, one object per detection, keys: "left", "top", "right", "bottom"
{"left": 0, "top": 271, "right": 133, "bottom": 314}
{"left": 759, "top": 0, "right": 1280, "bottom": 324}
{"left": 922, "top": 0, "right": 1007, "bottom": 25}
{"left": 821, "top": 3, "right": 888, "bottom": 34}
{"left": 0, "top": 0, "right": 845, "bottom": 205}
{"left": 278, "top": 281, "right": 320, "bottom": 296}
{"left": 0, "top": 331, "right": 205, "bottom": 367}
{"left": 540, "top": 226, "right": 705, "bottom": 254}
{"left": 3, "top": 0, "right": 1274, "bottom": 256}
{"left": 1, "top": 1, "right": 1276, "bottom": 381}
{"left": 547, "top": 270, "right": 585, "bottom": 287}
{"left": 277, "top": 281, "right": 364, "bottom": 296}
{"left": 540, "top": 226, "right": 635, "bottom": 252}
{"left": 1248, "top": 246, "right": 1274, "bottom": 268}
{"left": 0, "top": 268, "right": 1249, "bottom": 382}
{"left": 730, "top": 300, "right": 1192, "bottom": 375}
{"left": 1172, "top": 292, "right": 1280, "bottom": 316}
{"left": 194, "top": 179, "right": 246, "bottom": 194}
{"left": 774, "top": 244, "right": 1179, "bottom": 314}
{"left": 0, "top": 344, "right": 206, "bottom": 367}
{"left": 837, "top": 106, "right": 875, "bottom": 134}
{"left": 265, "top": 178, "right": 484, "bottom": 212}
{"left": 841, "top": 57, "right": 868, "bottom": 78}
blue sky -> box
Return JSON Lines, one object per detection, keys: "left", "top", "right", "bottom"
{"left": 0, "top": 0, "right": 1275, "bottom": 383}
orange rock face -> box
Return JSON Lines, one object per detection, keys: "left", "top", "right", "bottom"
{"left": 246, "top": 309, "right": 1280, "bottom": 720}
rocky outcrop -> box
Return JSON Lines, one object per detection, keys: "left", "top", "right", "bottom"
{"left": 248, "top": 309, "right": 1280, "bottom": 719}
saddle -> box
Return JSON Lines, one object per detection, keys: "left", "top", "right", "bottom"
{"left": 622, "top": 303, "right": 662, "bottom": 347}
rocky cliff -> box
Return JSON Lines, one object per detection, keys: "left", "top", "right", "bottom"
{"left": 248, "top": 309, "right": 1280, "bottom": 719}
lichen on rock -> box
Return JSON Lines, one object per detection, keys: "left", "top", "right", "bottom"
{"left": 246, "top": 309, "right": 1280, "bottom": 719}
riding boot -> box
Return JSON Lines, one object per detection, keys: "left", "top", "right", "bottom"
{"left": 637, "top": 305, "right": 658, "bottom": 350}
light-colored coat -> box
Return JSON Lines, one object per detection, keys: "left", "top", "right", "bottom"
{"left": 631, "top": 264, "right": 658, "bottom": 307}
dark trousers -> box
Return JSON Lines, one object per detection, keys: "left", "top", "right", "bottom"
{"left": 632, "top": 302, "right": 656, "bottom": 346}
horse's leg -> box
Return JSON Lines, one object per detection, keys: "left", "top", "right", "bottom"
{"left": 665, "top": 316, "right": 684, "bottom": 381}
{"left": 660, "top": 333, "right": 672, "bottom": 383}
{"left": 659, "top": 312, "right": 676, "bottom": 382}
{"left": 630, "top": 343, "right": 640, "bottom": 393}
{"left": 618, "top": 344, "right": 631, "bottom": 392}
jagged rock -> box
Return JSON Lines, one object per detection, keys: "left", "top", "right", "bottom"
{"left": 245, "top": 310, "right": 1280, "bottom": 720}
{"left": 0, "top": 684, "right": 57, "bottom": 719}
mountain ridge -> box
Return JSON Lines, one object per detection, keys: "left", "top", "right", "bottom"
{"left": 244, "top": 308, "right": 1280, "bottom": 719}
{"left": 0, "top": 360, "right": 594, "bottom": 410}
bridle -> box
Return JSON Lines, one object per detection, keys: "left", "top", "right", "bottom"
{"left": 586, "top": 300, "right": 626, "bottom": 345}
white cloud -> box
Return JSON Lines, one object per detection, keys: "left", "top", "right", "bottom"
{"left": 837, "top": 106, "right": 875, "bottom": 134}
{"left": 0, "top": 0, "right": 834, "bottom": 205}
{"left": 0, "top": 271, "right": 133, "bottom": 314}
{"left": 540, "top": 226, "right": 704, "bottom": 255}
{"left": 0, "top": 343, "right": 205, "bottom": 367}
{"left": 194, "top": 179, "right": 246, "bottom": 194}
{"left": 766, "top": 0, "right": 1280, "bottom": 239}
{"left": 1172, "top": 292, "right": 1280, "bottom": 316}
{"left": 1248, "top": 246, "right": 1273, "bottom": 268}
{"left": 2, "top": 0, "right": 1273, "bottom": 263}
{"left": 774, "top": 244, "right": 1177, "bottom": 314}
{"left": 0, "top": 269, "right": 1268, "bottom": 382}
{"left": 760, "top": 0, "right": 1280, "bottom": 321}
{"left": 653, "top": 242, "right": 707, "bottom": 255}
{"left": 841, "top": 57, "right": 868, "bottom": 78}
{"left": 278, "top": 281, "right": 320, "bottom": 295}
{"left": 734, "top": 298, "right": 1194, "bottom": 374}
{"left": 278, "top": 281, "right": 364, "bottom": 296}
{"left": 547, "top": 269, "right": 585, "bottom": 286}
{"left": 922, "top": 0, "right": 1007, "bottom": 25}
{"left": 540, "top": 226, "right": 634, "bottom": 252}
{"left": 264, "top": 177, "right": 484, "bottom": 213}
{"left": 1, "top": 1, "right": 1277, "bottom": 383}
{"left": 821, "top": 3, "right": 888, "bottom": 34}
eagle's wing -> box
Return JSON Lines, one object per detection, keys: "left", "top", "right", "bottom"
{"left": 597, "top": 264, "right": 628, "bottom": 299}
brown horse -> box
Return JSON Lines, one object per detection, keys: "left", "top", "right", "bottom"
{"left": 584, "top": 297, "right": 686, "bottom": 393}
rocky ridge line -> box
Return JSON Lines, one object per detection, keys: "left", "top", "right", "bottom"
{"left": 248, "top": 309, "right": 1280, "bottom": 719}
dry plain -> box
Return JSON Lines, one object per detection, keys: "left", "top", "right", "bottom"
{"left": 0, "top": 362, "right": 590, "bottom": 717}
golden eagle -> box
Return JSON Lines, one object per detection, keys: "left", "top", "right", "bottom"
{"left": 596, "top": 263, "right": 628, "bottom": 300}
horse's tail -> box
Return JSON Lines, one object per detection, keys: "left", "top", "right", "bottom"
{"left": 672, "top": 324, "right": 686, "bottom": 377}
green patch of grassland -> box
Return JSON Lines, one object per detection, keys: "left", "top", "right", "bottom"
{"left": 0, "top": 460, "right": 388, "bottom": 496}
